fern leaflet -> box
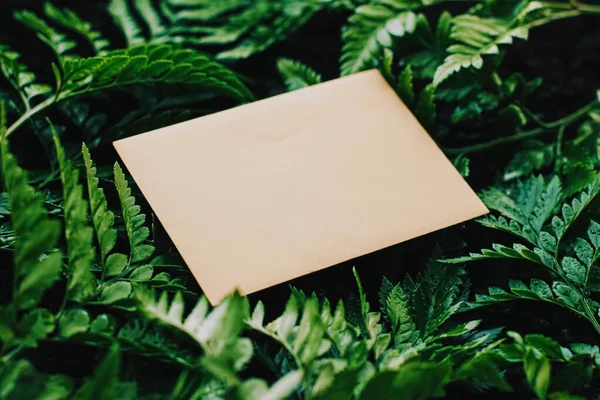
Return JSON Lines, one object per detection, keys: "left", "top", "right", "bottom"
{"left": 44, "top": 3, "right": 111, "bottom": 55}
{"left": 341, "top": 1, "right": 420, "bottom": 76}
{"left": 1, "top": 105, "right": 61, "bottom": 309}
{"left": 276, "top": 58, "right": 322, "bottom": 92}
{"left": 433, "top": 2, "right": 543, "bottom": 86}
{"left": 52, "top": 126, "right": 96, "bottom": 302}
{"left": 114, "top": 163, "right": 155, "bottom": 265}
{"left": 108, "top": 0, "right": 146, "bottom": 47}
{"left": 13, "top": 9, "right": 77, "bottom": 60}
{"left": 82, "top": 144, "right": 127, "bottom": 279}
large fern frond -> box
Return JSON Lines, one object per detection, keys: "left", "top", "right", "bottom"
{"left": 57, "top": 44, "right": 253, "bottom": 102}
{"left": 1, "top": 106, "right": 61, "bottom": 309}
{"left": 52, "top": 126, "right": 96, "bottom": 302}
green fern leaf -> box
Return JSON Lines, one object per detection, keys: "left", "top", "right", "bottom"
{"left": 384, "top": 282, "right": 419, "bottom": 350}
{"left": 1, "top": 107, "right": 61, "bottom": 309}
{"left": 113, "top": 162, "right": 155, "bottom": 265}
{"left": 433, "top": 2, "right": 542, "bottom": 86}
{"left": 58, "top": 44, "right": 253, "bottom": 102}
{"left": 441, "top": 243, "right": 543, "bottom": 266}
{"left": 141, "top": 290, "right": 252, "bottom": 372}
{"left": 414, "top": 83, "right": 436, "bottom": 131}
{"left": 168, "top": 0, "right": 320, "bottom": 60}
{"left": 52, "top": 127, "right": 96, "bottom": 302}
{"left": 413, "top": 252, "right": 464, "bottom": 338}
{"left": 135, "top": 0, "right": 169, "bottom": 39}
{"left": 13, "top": 10, "right": 77, "bottom": 60}
{"left": 0, "top": 45, "right": 53, "bottom": 109}
{"left": 44, "top": 3, "right": 110, "bottom": 55}
{"left": 395, "top": 64, "right": 415, "bottom": 106}
{"left": 82, "top": 144, "right": 125, "bottom": 277}
{"left": 276, "top": 58, "right": 322, "bottom": 92}
{"left": 529, "top": 176, "right": 561, "bottom": 233}
{"left": 341, "top": 3, "right": 419, "bottom": 76}
{"left": 250, "top": 296, "right": 332, "bottom": 367}
{"left": 236, "top": 372, "right": 303, "bottom": 400}
{"left": 108, "top": 0, "right": 146, "bottom": 46}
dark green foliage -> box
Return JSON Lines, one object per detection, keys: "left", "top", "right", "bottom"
{"left": 2, "top": 0, "right": 600, "bottom": 398}
{"left": 277, "top": 58, "right": 322, "bottom": 91}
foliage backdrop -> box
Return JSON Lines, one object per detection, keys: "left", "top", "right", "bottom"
{"left": 2, "top": 0, "right": 600, "bottom": 399}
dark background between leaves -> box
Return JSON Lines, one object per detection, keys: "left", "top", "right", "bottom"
{"left": 2, "top": 0, "right": 600, "bottom": 397}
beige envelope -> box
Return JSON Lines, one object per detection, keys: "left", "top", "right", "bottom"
{"left": 114, "top": 69, "right": 488, "bottom": 304}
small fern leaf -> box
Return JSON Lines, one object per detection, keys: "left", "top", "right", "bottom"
{"left": 1, "top": 106, "right": 61, "bottom": 309}
{"left": 141, "top": 290, "right": 252, "bottom": 371}
{"left": 135, "top": 0, "right": 169, "bottom": 39}
{"left": 44, "top": 3, "right": 110, "bottom": 55}
{"left": 108, "top": 0, "right": 146, "bottom": 47}
{"left": 386, "top": 282, "right": 419, "bottom": 350}
{"left": 82, "top": 144, "right": 127, "bottom": 278}
{"left": 341, "top": 5, "right": 418, "bottom": 76}
{"left": 14, "top": 10, "right": 77, "bottom": 60}
{"left": 276, "top": 58, "right": 322, "bottom": 92}
{"left": 169, "top": 0, "right": 319, "bottom": 60}
{"left": 51, "top": 126, "right": 96, "bottom": 302}
{"left": 395, "top": 64, "right": 415, "bottom": 106}
{"left": 433, "top": 3, "right": 542, "bottom": 86}
{"left": 0, "top": 45, "right": 53, "bottom": 109}
{"left": 414, "top": 83, "right": 436, "bottom": 131}
{"left": 114, "top": 163, "right": 154, "bottom": 265}
{"left": 529, "top": 176, "right": 561, "bottom": 233}
{"left": 442, "top": 243, "right": 543, "bottom": 266}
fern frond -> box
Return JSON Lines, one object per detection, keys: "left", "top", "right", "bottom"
{"left": 113, "top": 162, "right": 155, "bottom": 265}
{"left": 140, "top": 290, "right": 252, "bottom": 372}
{"left": 44, "top": 3, "right": 111, "bottom": 55}
{"left": 341, "top": 2, "right": 419, "bottom": 76}
{"left": 475, "top": 279, "right": 587, "bottom": 318}
{"left": 276, "top": 58, "right": 322, "bottom": 91}
{"left": 108, "top": 0, "right": 146, "bottom": 46}
{"left": 0, "top": 45, "right": 53, "bottom": 109}
{"left": 1, "top": 107, "right": 61, "bottom": 309}
{"left": 52, "top": 126, "right": 96, "bottom": 302}
{"left": 433, "top": 3, "right": 542, "bottom": 86}
{"left": 380, "top": 279, "right": 419, "bottom": 350}
{"left": 82, "top": 144, "right": 127, "bottom": 279}
{"left": 413, "top": 254, "right": 465, "bottom": 337}
{"left": 168, "top": 0, "right": 320, "bottom": 60}
{"left": 135, "top": 0, "right": 169, "bottom": 40}
{"left": 58, "top": 44, "right": 253, "bottom": 102}
{"left": 13, "top": 10, "right": 77, "bottom": 60}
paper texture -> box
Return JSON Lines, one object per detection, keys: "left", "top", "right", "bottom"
{"left": 114, "top": 69, "right": 488, "bottom": 304}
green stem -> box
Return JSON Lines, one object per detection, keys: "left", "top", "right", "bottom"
{"left": 443, "top": 101, "right": 597, "bottom": 156}
{"left": 554, "top": 124, "right": 567, "bottom": 171}
{"left": 5, "top": 95, "right": 57, "bottom": 138}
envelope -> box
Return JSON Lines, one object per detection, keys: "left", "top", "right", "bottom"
{"left": 113, "top": 69, "right": 488, "bottom": 304}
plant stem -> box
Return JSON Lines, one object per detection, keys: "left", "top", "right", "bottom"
{"left": 443, "top": 102, "right": 597, "bottom": 156}
{"left": 5, "top": 95, "right": 56, "bottom": 138}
